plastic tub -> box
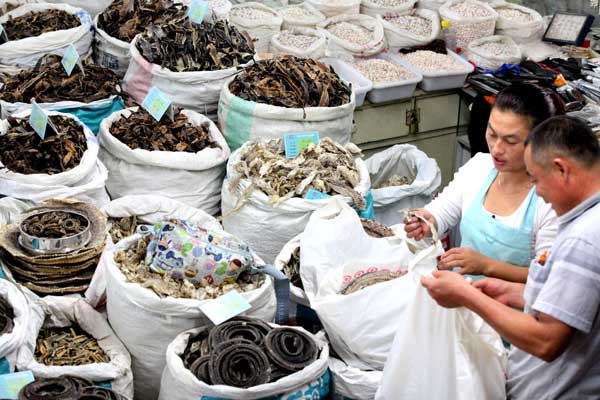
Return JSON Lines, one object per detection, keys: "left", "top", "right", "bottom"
{"left": 321, "top": 57, "right": 373, "bottom": 107}
{"left": 400, "top": 49, "right": 474, "bottom": 92}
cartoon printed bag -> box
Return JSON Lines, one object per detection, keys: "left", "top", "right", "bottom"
{"left": 141, "top": 219, "right": 254, "bottom": 286}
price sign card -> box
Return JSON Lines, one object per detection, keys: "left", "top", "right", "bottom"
{"left": 305, "top": 188, "right": 331, "bottom": 200}
{"left": 188, "top": 0, "right": 209, "bottom": 24}
{"left": 0, "top": 371, "right": 35, "bottom": 399}
{"left": 29, "top": 101, "right": 48, "bottom": 140}
{"left": 61, "top": 44, "right": 80, "bottom": 76}
{"left": 199, "top": 290, "right": 251, "bottom": 325}
{"left": 142, "top": 86, "right": 173, "bottom": 122}
{"left": 284, "top": 131, "right": 319, "bottom": 159}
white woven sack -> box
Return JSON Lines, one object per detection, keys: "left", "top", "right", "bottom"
{"left": 0, "top": 3, "right": 93, "bottom": 67}
{"left": 360, "top": 0, "right": 416, "bottom": 18}
{"left": 439, "top": 0, "right": 498, "bottom": 50}
{"left": 0, "top": 280, "right": 30, "bottom": 374}
{"left": 493, "top": 3, "right": 543, "bottom": 42}
{"left": 281, "top": 3, "right": 326, "bottom": 30}
{"left": 329, "top": 357, "right": 382, "bottom": 400}
{"left": 378, "top": 9, "right": 440, "bottom": 48}
{"left": 93, "top": 15, "right": 130, "bottom": 77}
{"left": 416, "top": 0, "right": 445, "bottom": 10}
{"left": 317, "top": 14, "right": 385, "bottom": 58}
{"left": 229, "top": 2, "right": 283, "bottom": 53}
{"left": 270, "top": 27, "right": 327, "bottom": 59}
{"left": 42, "top": 0, "right": 111, "bottom": 17}
{"left": 305, "top": 0, "right": 360, "bottom": 17}
{"left": 466, "top": 35, "right": 521, "bottom": 71}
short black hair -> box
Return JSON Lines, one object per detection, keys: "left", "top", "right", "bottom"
{"left": 525, "top": 115, "right": 600, "bottom": 168}
{"left": 493, "top": 83, "right": 563, "bottom": 130}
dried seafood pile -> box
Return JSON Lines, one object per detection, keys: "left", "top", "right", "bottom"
{"left": 109, "top": 108, "right": 218, "bottom": 152}
{"left": 326, "top": 21, "right": 373, "bottom": 46}
{"left": 230, "top": 55, "right": 351, "bottom": 108}
{"left": 114, "top": 236, "right": 265, "bottom": 300}
{"left": 341, "top": 270, "right": 406, "bottom": 295}
{"left": 374, "top": 174, "right": 413, "bottom": 188}
{"left": 108, "top": 216, "right": 139, "bottom": 244}
{"left": 360, "top": 218, "right": 395, "bottom": 238}
{"left": 0, "top": 200, "right": 106, "bottom": 296}
{"left": 3, "top": 9, "right": 80, "bottom": 40}
{"left": 234, "top": 137, "right": 364, "bottom": 207}
{"left": 35, "top": 326, "right": 109, "bottom": 366}
{"left": 383, "top": 14, "right": 432, "bottom": 37}
{"left": 0, "top": 116, "right": 86, "bottom": 175}
{"left": 352, "top": 59, "right": 415, "bottom": 83}
{"left": 21, "top": 211, "right": 88, "bottom": 239}
{"left": 136, "top": 17, "right": 254, "bottom": 72}
{"left": 97, "top": 0, "right": 187, "bottom": 42}
{"left": 19, "top": 376, "right": 125, "bottom": 400}
{"left": 400, "top": 50, "right": 465, "bottom": 73}
{"left": 275, "top": 31, "right": 319, "bottom": 51}
{"left": 0, "top": 296, "right": 14, "bottom": 335}
{"left": 495, "top": 6, "right": 534, "bottom": 22}
{"left": 182, "top": 317, "right": 319, "bottom": 387}
{"left": 0, "top": 55, "right": 120, "bottom": 104}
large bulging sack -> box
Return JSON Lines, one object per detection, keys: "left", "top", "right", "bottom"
{"left": 329, "top": 357, "right": 381, "bottom": 400}
{"left": 438, "top": 0, "right": 498, "bottom": 51}
{"left": 229, "top": 2, "right": 283, "bottom": 54}
{"left": 304, "top": 0, "right": 360, "bottom": 18}
{"left": 270, "top": 27, "right": 327, "bottom": 59}
{"left": 466, "top": 35, "right": 521, "bottom": 71}
{"left": 0, "top": 279, "right": 31, "bottom": 374}
{"left": 41, "top": 0, "right": 111, "bottom": 17}
{"left": 493, "top": 3, "right": 543, "bottom": 43}
{"left": 317, "top": 14, "right": 385, "bottom": 58}
{"left": 360, "top": 0, "right": 415, "bottom": 17}
{"left": 378, "top": 8, "right": 440, "bottom": 49}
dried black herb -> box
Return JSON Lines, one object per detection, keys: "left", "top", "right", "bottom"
{"left": 3, "top": 9, "right": 80, "bottom": 40}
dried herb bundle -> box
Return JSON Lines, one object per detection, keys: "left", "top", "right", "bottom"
{"left": 109, "top": 108, "right": 218, "bottom": 152}
{"left": 22, "top": 211, "right": 88, "bottom": 239}
{"left": 0, "top": 296, "right": 13, "bottom": 335}
{"left": 0, "top": 116, "right": 86, "bottom": 175}
{"left": 136, "top": 17, "right": 254, "bottom": 72}
{"left": 35, "top": 326, "right": 109, "bottom": 366}
{"left": 3, "top": 9, "right": 80, "bottom": 40}
{"left": 98, "top": 0, "right": 187, "bottom": 42}
{"left": 230, "top": 55, "right": 351, "bottom": 108}
{"left": 0, "top": 55, "right": 120, "bottom": 103}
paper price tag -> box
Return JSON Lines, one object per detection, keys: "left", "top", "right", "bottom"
{"left": 199, "top": 290, "right": 251, "bottom": 325}
{"left": 61, "top": 44, "right": 80, "bottom": 76}
{"left": 187, "top": 0, "right": 209, "bottom": 24}
{"left": 29, "top": 101, "right": 48, "bottom": 140}
{"left": 305, "top": 188, "right": 331, "bottom": 200}
{"left": 0, "top": 371, "right": 35, "bottom": 399}
{"left": 284, "top": 131, "right": 319, "bottom": 159}
{"left": 142, "top": 86, "right": 172, "bottom": 122}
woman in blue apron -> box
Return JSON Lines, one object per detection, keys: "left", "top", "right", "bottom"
{"left": 405, "top": 83, "right": 561, "bottom": 283}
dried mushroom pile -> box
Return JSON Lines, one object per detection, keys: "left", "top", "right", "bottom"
{"left": 136, "top": 17, "right": 254, "bottom": 72}
{"left": 35, "top": 326, "right": 109, "bottom": 366}
{"left": 21, "top": 211, "right": 88, "bottom": 239}
{"left": 374, "top": 174, "right": 413, "bottom": 188}
{"left": 182, "top": 317, "right": 318, "bottom": 387}
{"left": 400, "top": 50, "right": 465, "bottom": 73}
{"left": 0, "top": 296, "right": 14, "bottom": 335}
{"left": 97, "top": 0, "right": 187, "bottom": 42}
{"left": 230, "top": 56, "right": 351, "bottom": 108}
{"left": 234, "top": 137, "right": 364, "bottom": 207}
{"left": 0, "top": 116, "right": 86, "bottom": 175}
{"left": 0, "top": 55, "right": 120, "bottom": 104}
{"left": 109, "top": 108, "right": 218, "bottom": 152}
{"left": 353, "top": 59, "right": 414, "bottom": 83}
{"left": 2, "top": 9, "right": 79, "bottom": 40}
{"left": 19, "top": 376, "right": 125, "bottom": 400}
{"left": 114, "top": 236, "right": 264, "bottom": 300}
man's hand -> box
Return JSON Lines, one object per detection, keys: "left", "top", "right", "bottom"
{"left": 473, "top": 278, "right": 525, "bottom": 309}
{"left": 421, "top": 270, "right": 475, "bottom": 308}
{"left": 404, "top": 208, "right": 435, "bottom": 241}
{"left": 438, "top": 247, "right": 490, "bottom": 275}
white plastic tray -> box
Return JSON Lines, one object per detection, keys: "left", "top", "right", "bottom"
{"left": 320, "top": 57, "right": 373, "bottom": 107}
{"left": 400, "top": 49, "right": 474, "bottom": 92}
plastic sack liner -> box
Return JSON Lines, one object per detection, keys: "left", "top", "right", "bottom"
{"left": 158, "top": 324, "right": 330, "bottom": 400}
{"left": 105, "top": 235, "right": 276, "bottom": 400}
{"left": 270, "top": 27, "right": 327, "bottom": 59}
{"left": 98, "top": 107, "right": 230, "bottom": 216}
{"left": 365, "top": 144, "right": 441, "bottom": 227}
{"left": 42, "top": 0, "right": 111, "bottom": 17}
{"left": 378, "top": 8, "right": 440, "bottom": 49}
{"left": 305, "top": 0, "right": 360, "bottom": 18}
{"left": 218, "top": 75, "right": 355, "bottom": 151}
{"left": 329, "top": 357, "right": 381, "bottom": 400}
{"left": 281, "top": 2, "right": 326, "bottom": 30}
{"left": 0, "top": 110, "right": 110, "bottom": 208}
{"left": 93, "top": 15, "right": 131, "bottom": 78}
{"left": 0, "top": 3, "right": 93, "bottom": 68}
{"left": 438, "top": 0, "right": 498, "bottom": 51}
{"left": 317, "top": 14, "right": 385, "bottom": 58}
{"left": 0, "top": 279, "right": 30, "bottom": 374}
{"left": 466, "top": 35, "right": 521, "bottom": 71}
{"left": 229, "top": 2, "right": 283, "bottom": 54}
{"left": 360, "top": 0, "right": 415, "bottom": 18}
{"left": 493, "top": 2, "right": 543, "bottom": 42}
{"left": 16, "top": 295, "right": 134, "bottom": 399}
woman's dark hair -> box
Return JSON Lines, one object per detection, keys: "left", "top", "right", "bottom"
{"left": 493, "top": 83, "right": 564, "bottom": 130}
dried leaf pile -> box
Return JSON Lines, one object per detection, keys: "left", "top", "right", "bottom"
{"left": 234, "top": 137, "right": 365, "bottom": 208}
{"left": 35, "top": 326, "right": 109, "bottom": 366}
{"left": 97, "top": 0, "right": 187, "bottom": 42}
{"left": 0, "top": 55, "right": 120, "bottom": 104}
{"left": 136, "top": 17, "right": 254, "bottom": 72}
{"left": 22, "top": 211, "right": 88, "bottom": 239}
{"left": 3, "top": 9, "right": 80, "bottom": 40}
{"left": 374, "top": 174, "right": 414, "bottom": 188}
{"left": 114, "top": 236, "right": 265, "bottom": 300}
{"left": 109, "top": 108, "right": 218, "bottom": 152}
{"left": 230, "top": 56, "right": 351, "bottom": 108}
{"left": 0, "top": 296, "right": 14, "bottom": 335}
{"left": 0, "top": 116, "right": 86, "bottom": 175}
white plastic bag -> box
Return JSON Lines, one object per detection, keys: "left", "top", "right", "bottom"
{"left": 280, "top": 3, "right": 326, "bottom": 30}
{"left": 0, "top": 110, "right": 110, "bottom": 208}
{"left": 105, "top": 235, "right": 277, "bottom": 400}
{"left": 0, "top": 279, "right": 30, "bottom": 374}
{"left": 221, "top": 142, "right": 370, "bottom": 264}
{"left": 270, "top": 27, "right": 327, "bottom": 59}
{"left": 42, "top": 0, "right": 111, "bottom": 17}
{"left": 438, "top": 0, "right": 498, "bottom": 50}
{"left": 466, "top": 35, "right": 521, "bottom": 71}
{"left": 229, "top": 2, "right": 283, "bottom": 54}
{"left": 159, "top": 324, "right": 330, "bottom": 400}
{"left": 98, "top": 107, "right": 230, "bottom": 216}
{"left": 305, "top": 0, "right": 360, "bottom": 17}
{"left": 378, "top": 9, "right": 440, "bottom": 48}
{"left": 417, "top": 0, "right": 446, "bottom": 10}
{"left": 360, "top": 0, "right": 415, "bottom": 17}
{"left": 218, "top": 75, "right": 356, "bottom": 151}
{"left": 16, "top": 296, "right": 134, "bottom": 399}
{"left": 300, "top": 198, "right": 442, "bottom": 370}
{"left": 329, "top": 357, "right": 381, "bottom": 400}
{"left": 0, "top": 197, "right": 34, "bottom": 225}
{"left": 365, "top": 144, "right": 441, "bottom": 227}
{"left": 0, "top": 3, "right": 93, "bottom": 67}
{"left": 93, "top": 15, "right": 131, "bottom": 78}
{"left": 493, "top": 3, "right": 543, "bottom": 42}
{"left": 318, "top": 14, "right": 385, "bottom": 58}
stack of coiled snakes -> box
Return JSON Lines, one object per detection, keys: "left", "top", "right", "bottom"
{"left": 182, "top": 316, "right": 319, "bottom": 388}
{"left": 18, "top": 376, "right": 124, "bottom": 400}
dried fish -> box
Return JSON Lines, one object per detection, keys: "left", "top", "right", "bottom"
{"left": 0, "top": 115, "right": 86, "bottom": 175}
{"left": 97, "top": 0, "right": 187, "bottom": 42}
{"left": 341, "top": 270, "right": 406, "bottom": 295}
{"left": 229, "top": 55, "right": 351, "bottom": 108}
{"left": 3, "top": 9, "right": 80, "bottom": 40}
{"left": 234, "top": 137, "right": 364, "bottom": 208}
{"left": 109, "top": 108, "right": 218, "bottom": 152}
{"left": 21, "top": 211, "right": 88, "bottom": 239}
{"left": 108, "top": 216, "right": 139, "bottom": 244}
{"left": 35, "top": 326, "right": 109, "bottom": 366}
{"left": 0, "top": 295, "right": 14, "bottom": 335}
{"left": 136, "top": 17, "right": 254, "bottom": 72}
{"left": 283, "top": 247, "right": 302, "bottom": 289}
{"left": 114, "top": 236, "right": 265, "bottom": 300}
{"left": 374, "top": 174, "right": 414, "bottom": 188}
{"left": 360, "top": 218, "right": 395, "bottom": 238}
{"left": 0, "top": 55, "right": 120, "bottom": 104}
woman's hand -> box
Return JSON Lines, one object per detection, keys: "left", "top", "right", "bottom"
{"left": 403, "top": 208, "right": 435, "bottom": 241}
{"left": 438, "top": 247, "right": 490, "bottom": 275}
